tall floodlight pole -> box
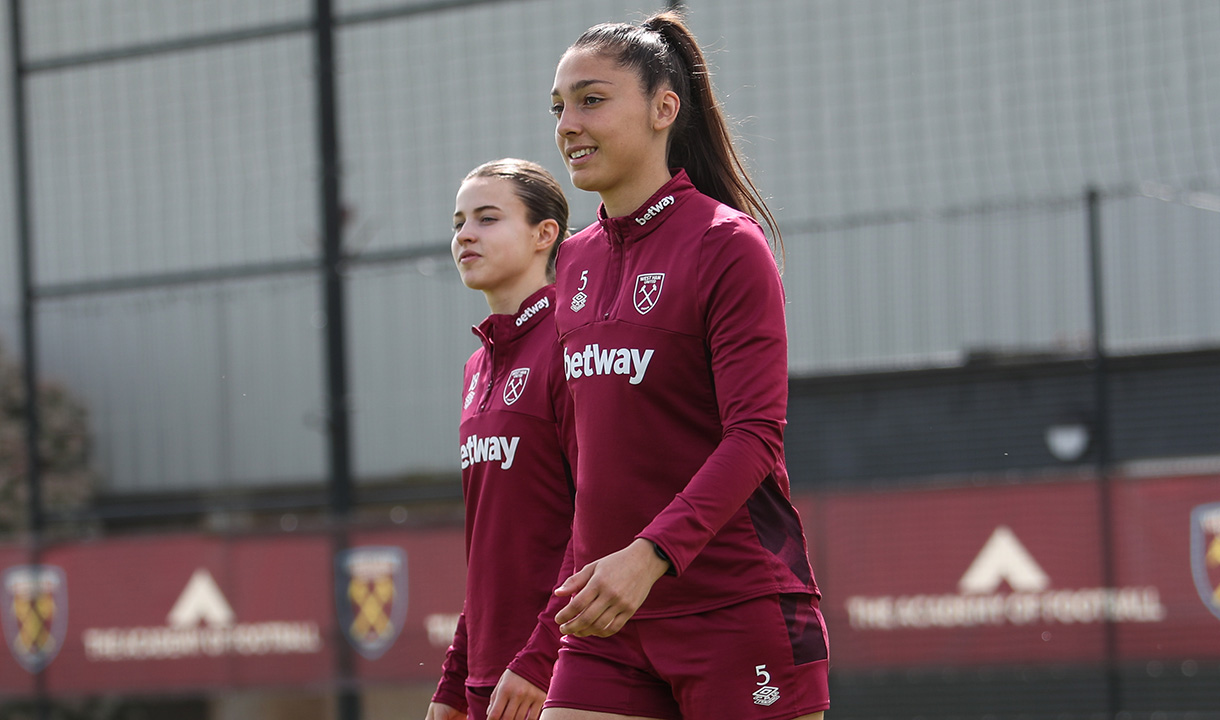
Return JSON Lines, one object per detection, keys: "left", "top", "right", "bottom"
{"left": 1086, "top": 187, "right": 1119, "bottom": 720}
{"left": 8, "top": 1, "right": 50, "bottom": 718}
{"left": 313, "top": 1, "right": 359, "bottom": 719}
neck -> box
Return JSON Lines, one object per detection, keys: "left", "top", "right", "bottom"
{"left": 601, "top": 164, "right": 673, "bottom": 219}
{"left": 484, "top": 273, "right": 549, "bottom": 316}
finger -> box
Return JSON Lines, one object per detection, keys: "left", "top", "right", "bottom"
{"left": 521, "top": 696, "right": 545, "bottom": 720}
{"left": 581, "top": 610, "right": 617, "bottom": 638}
{"left": 554, "top": 595, "right": 582, "bottom": 628}
{"left": 555, "top": 584, "right": 603, "bottom": 628}
{"left": 553, "top": 563, "right": 594, "bottom": 597}
{"left": 504, "top": 696, "right": 526, "bottom": 720}
{"left": 557, "top": 593, "right": 604, "bottom": 635}
{"left": 563, "top": 600, "right": 617, "bottom": 637}
{"left": 563, "top": 576, "right": 631, "bottom": 635}
{"left": 486, "top": 690, "right": 506, "bottom": 720}
{"left": 595, "top": 611, "right": 629, "bottom": 637}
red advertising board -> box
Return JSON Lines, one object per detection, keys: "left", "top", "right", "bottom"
{"left": 0, "top": 526, "right": 466, "bottom": 696}
{"left": 811, "top": 473, "right": 1220, "bottom": 669}
{"left": 2, "top": 473, "right": 1218, "bottom": 696}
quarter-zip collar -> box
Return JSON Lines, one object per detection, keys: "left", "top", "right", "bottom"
{"left": 471, "top": 285, "right": 557, "bottom": 349}
{"left": 596, "top": 170, "right": 696, "bottom": 247}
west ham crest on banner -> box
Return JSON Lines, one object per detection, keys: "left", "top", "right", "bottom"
{"left": 336, "top": 547, "right": 407, "bottom": 660}
{"left": 1, "top": 565, "right": 68, "bottom": 672}
{"left": 634, "top": 273, "right": 665, "bottom": 315}
{"left": 503, "top": 368, "right": 529, "bottom": 406}
{"left": 1191, "top": 502, "right": 1220, "bottom": 622}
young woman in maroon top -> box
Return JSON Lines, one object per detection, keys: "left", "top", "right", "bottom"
{"left": 428, "top": 159, "right": 577, "bottom": 720}
{"left": 542, "top": 11, "right": 828, "bottom": 720}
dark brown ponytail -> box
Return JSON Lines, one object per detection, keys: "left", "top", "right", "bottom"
{"left": 569, "top": 10, "right": 783, "bottom": 254}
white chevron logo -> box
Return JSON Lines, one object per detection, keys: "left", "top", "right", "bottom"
{"left": 167, "top": 569, "right": 235, "bottom": 628}
{"left": 958, "top": 526, "right": 1050, "bottom": 594}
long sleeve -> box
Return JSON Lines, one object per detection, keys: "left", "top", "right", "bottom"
{"left": 504, "top": 350, "right": 578, "bottom": 689}
{"left": 431, "top": 611, "right": 469, "bottom": 712}
{"left": 505, "top": 537, "right": 574, "bottom": 689}
{"left": 638, "top": 220, "right": 787, "bottom": 575}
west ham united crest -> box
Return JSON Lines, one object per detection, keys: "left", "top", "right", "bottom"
{"left": 336, "top": 547, "right": 407, "bottom": 660}
{"left": 1191, "top": 502, "right": 1220, "bottom": 621}
{"left": 634, "top": 273, "right": 665, "bottom": 315}
{"left": 503, "top": 368, "right": 529, "bottom": 406}
{"left": 1, "top": 565, "right": 68, "bottom": 672}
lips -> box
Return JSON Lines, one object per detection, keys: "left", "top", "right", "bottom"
{"left": 567, "top": 146, "right": 596, "bottom": 165}
{"left": 458, "top": 250, "right": 481, "bottom": 264}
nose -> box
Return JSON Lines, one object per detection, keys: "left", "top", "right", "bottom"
{"left": 555, "top": 105, "right": 578, "bottom": 139}
{"left": 454, "top": 221, "right": 476, "bottom": 247}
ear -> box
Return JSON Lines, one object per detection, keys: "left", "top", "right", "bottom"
{"left": 534, "top": 218, "right": 561, "bottom": 253}
{"left": 652, "top": 89, "right": 680, "bottom": 132}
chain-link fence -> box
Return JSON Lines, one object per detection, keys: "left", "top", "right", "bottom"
{"left": 2, "top": 1, "right": 1219, "bottom": 718}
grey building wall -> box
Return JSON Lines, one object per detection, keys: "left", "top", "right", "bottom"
{"left": 697, "top": 1, "right": 1220, "bottom": 373}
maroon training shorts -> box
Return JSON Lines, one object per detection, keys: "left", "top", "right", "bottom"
{"left": 545, "top": 593, "right": 830, "bottom": 719}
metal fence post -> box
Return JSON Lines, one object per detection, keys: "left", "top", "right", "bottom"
{"left": 313, "top": 0, "right": 360, "bottom": 718}
{"left": 8, "top": 1, "right": 49, "bottom": 717}
{"left": 1087, "top": 186, "right": 1120, "bottom": 718}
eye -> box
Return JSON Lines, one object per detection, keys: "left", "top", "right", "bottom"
{"left": 550, "top": 102, "right": 563, "bottom": 117}
{"left": 452, "top": 219, "right": 464, "bottom": 232}
{"left": 583, "top": 95, "right": 603, "bottom": 107}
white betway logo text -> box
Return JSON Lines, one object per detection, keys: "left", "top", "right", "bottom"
{"left": 564, "top": 344, "right": 654, "bottom": 385}
{"left": 515, "top": 295, "right": 549, "bottom": 327}
{"left": 635, "top": 195, "right": 674, "bottom": 226}
{"left": 461, "top": 434, "right": 520, "bottom": 470}
{"left": 845, "top": 526, "right": 1165, "bottom": 630}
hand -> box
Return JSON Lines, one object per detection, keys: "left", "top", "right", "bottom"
{"left": 424, "top": 702, "right": 466, "bottom": 720}
{"left": 487, "top": 669, "right": 546, "bottom": 720}
{"left": 553, "top": 538, "right": 670, "bottom": 637}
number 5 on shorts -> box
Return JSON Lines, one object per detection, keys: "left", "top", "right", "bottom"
{"left": 755, "top": 664, "right": 771, "bottom": 686}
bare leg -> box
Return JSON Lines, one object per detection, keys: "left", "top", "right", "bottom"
{"left": 541, "top": 710, "right": 825, "bottom": 720}
{"left": 540, "top": 710, "right": 656, "bottom": 720}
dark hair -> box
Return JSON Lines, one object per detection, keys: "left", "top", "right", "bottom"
{"left": 567, "top": 10, "right": 783, "bottom": 253}
{"left": 464, "top": 158, "right": 570, "bottom": 281}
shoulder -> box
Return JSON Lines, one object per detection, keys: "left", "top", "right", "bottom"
{"left": 685, "top": 199, "right": 773, "bottom": 267}
{"left": 681, "top": 202, "right": 782, "bottom": 312}
{"left": 671, "top": 190, "right": 765, "bottom": 243}
{"left": 557, "top": 221, "right": 603, "bottom": 261}
{"left": 461, "top": 347, "right": 484, "bottom": 382}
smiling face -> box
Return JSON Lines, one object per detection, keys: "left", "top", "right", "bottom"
{"left": 452, "top": 176, "right": 555, "bottom": 315}
{"left": 551, "top": 48, "right": 679, "bottom": 218}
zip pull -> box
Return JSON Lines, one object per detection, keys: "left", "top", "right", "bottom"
{"left": 478, "top": 376, "right": 494, "bottom": 412}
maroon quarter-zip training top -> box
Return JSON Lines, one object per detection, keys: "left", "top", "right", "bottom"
{"left": 555, "top": 171, "right": 819, "bottom": 619}
{"left": 433, "top": 286, "right": 576, "bottom": 709}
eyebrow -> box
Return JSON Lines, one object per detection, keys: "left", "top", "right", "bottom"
{"left": 453, "top": 204, "right": 502, "bottom": 219}
{"left": 551, "top": 78, "right": 612, "bottom": 97}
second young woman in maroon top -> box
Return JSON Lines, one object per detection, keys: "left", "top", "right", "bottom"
{"left": 428, "top": 159, "right": 577, "bottom": 720}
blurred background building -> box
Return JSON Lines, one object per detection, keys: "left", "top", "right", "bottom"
{"left": 1, "top": 1, "right": 1218, "bottom": 718}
